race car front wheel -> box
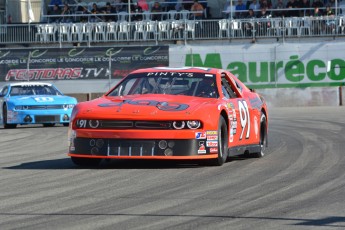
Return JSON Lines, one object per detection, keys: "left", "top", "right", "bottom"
{"left": 3, "top": 105, "right": 17, "bottom": 129}
{"left": 209, "top": 116, "right": 228, "bottom": 166}
{"left": 71, "top": 157, "right": 102, "bottom": 167}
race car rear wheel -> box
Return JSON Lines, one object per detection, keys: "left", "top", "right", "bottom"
{"left": 253, "top": 113, "right": 267, "bottom": 158}
{"left": 3, "top": 105, "right": 17, "bottom": 129}
{"left": 71, "top": 157, "right": 101, "bottom": 167}
{"left": 209, "top": 116, "right": 229, "bottom": 166}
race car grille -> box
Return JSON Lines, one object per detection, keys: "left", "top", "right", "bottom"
{"left": 90, "top": 120, "right": 172, "bottom": 129}
{"left": 35, "top": 115, "right": 60, "bottom": 123}
{"left": 71, "top": 138, "right": 199, "bottom": 157}
{"left": 28, "top": 105, "right": 64, "bottom": 110}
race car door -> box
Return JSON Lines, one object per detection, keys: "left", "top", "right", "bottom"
{"left": 220, "top": 72, "right": 258, "bottom": 151}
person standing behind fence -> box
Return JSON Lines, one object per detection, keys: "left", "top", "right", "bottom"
{"left": 235, "top": 0, "right": 247, "bottom": 19}
{"left": 60, "top": 3, "right": 73, "bottom": 23}
{"left": 101, "top": 2, "right": 117, "bottom": 22}
{"left": 191, "top": 0, "right": 204, "bottom": 20}
{"left": 286, "top": 0, "right": 299, "bottom": 17}
{"left": 151, "top": 2, "right": 163, "bottom": 21}
{"left": 298, "top": 0, "right": 311, "bottom": 16}
{"left": 249, "top": 0, "right": 261, "bottom": 16}
{"left": 48, "top": 4, "right": 62, "bottom": 23}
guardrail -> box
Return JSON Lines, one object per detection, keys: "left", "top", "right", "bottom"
{"left": 0, "top": 16, "right": 344, "bottom": 46}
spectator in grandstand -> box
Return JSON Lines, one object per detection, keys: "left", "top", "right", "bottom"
{"left": 235, "top": 0, "right": 247, "bottom": 18}
{"left": 324, "top": 5, "right": 336, "bottom": 33}
{"left": 183, "top": 0, "right": 193, "bottom": 10}
{"left": 326, "top": 0, "right": 336, "bottom": 7}
{"left": 260, "top": 0, "right": 272, "bottom": 9}
{"left": 249, "top": 0, "right": 261, "bottom": 16}
{"left": 325, "top": 5, "right": 335, "bottom": 15}
{"left": 273, "top": 0, "right": 286, "bottom": 17}
{"left": 131, "top": 3, "right": 143, "bottom": 21}
{"left": 48, "top": 3, "right": 62, "bottom": 23}
{"left": 191, "top": 0, "right": 204, "bottom": 19}
{"left": 90, "top": 3, "right": 101, "bottom": 22}
{"left": 223, "top": 0, "right": 236, "bottom": 19}
{"left": 101, "top": 2, "right": 117, "bottom": 21}
{"left": 298, "top": 0, "right": 311, "bottom": 16}
{"left": 60, "top": 3, "right": 73, "bottom": 23}
{"left": 138, "top": 0, "right": 149, "bottom": 11}
{"left": 49, "top": 0, "right": 62, "bottom": 11}
{"left": 312, "top": 0, "right": 324, "bottom": 14}
{"left": 151, "top": 1, "right": 163, "bottom": 20}
{"left": 256, "top": 6, "right": 271, "bottom": 35}
{"left": 166, "top": 0, "right": 178, "bottom": 11}
{"left": 286, "top": 0, "right": 299, "bottom": 17}
{"left": 79, "top": 5, "right": 90, "bottom": 22}
{"left": 243, "top": 9, "right": 257, "bottom": 36}
{"left": 312, "top": 6, "right": 322, "bottom": 16}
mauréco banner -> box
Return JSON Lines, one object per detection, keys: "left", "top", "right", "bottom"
{"left": 0, "top": 46, "right": 169, "bottom": 82}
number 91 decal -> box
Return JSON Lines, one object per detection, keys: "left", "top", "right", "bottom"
{"left": 238, "top": 100, "right": 250, "bottom": 140}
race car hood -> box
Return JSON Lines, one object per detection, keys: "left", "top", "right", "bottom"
{"left": 77, "top": 94, "right": 217, "bottom": 119}
{"left": 8, "top": 95, "right": 76, "bottom": 105}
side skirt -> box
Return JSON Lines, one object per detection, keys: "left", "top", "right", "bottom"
{"left": 227, "top": 144, "right": 261, "bottom": 157}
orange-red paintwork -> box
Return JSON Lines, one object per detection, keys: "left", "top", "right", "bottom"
{"left": 67, "top": 67, "right": 268, "bottom": 161}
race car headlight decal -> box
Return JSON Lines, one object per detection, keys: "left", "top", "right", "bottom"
{"left": 63, "top": 104, "right": 75, "bottom": 109}
{"left": 15, "top": 105, "right": 28, "bottom": 110}
{"left": 187, "top": 120, "right": 201, "bottom": 129}
{"left": 89, "top": 120, "right": 100, "bottom": 128}
{"left": 173, "top": 121, "right": 185, "bottom": 129}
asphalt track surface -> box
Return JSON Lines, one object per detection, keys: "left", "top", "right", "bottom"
{"left": 0, "top": 106, "right": 345, "bottom": 230}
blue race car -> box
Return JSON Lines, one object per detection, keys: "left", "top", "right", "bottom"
{"left": 0, "top": 82, "right": 77, "bottom": 128}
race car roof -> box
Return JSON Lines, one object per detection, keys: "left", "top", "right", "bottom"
{"left": 8, "top": 82, "right": 53, "bottom": 87}
{"left": 131, "top": 67, "right": 224, "bottom": 74}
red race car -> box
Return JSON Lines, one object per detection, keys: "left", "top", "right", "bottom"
{"left": 68, "top": 67, "right": 268, "bottom": 166}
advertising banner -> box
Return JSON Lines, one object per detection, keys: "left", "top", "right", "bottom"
{"left": 170, "top": 43, "right": 345, "bottom": 88}
{"left": 0, "top": 46, "right": 169, "bottom": 82}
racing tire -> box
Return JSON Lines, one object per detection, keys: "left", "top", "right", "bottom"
{"left": 63, "top": 123, "right": 69, "bottom": 127}
{"left": 209, "top": 116, "right": 229, "bottom": 166}
{"left": 253, "top": 113, "right": 267, "bottom": 158}
{"left": 3, "top": 105, "right": 17, "bottom": 129}
{"left": 71, "top": 157, "right": 102, "bottom": 167}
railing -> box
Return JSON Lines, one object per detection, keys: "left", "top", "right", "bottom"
{"left": 0, "top": 16, "right": 344, "bottom": 46}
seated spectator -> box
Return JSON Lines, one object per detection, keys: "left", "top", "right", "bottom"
{"left": 60, "top": 3, "right": 73, "bottom": 23}
{"left": 151, "top": 1, "right": 163, "bottom": 21}
{"left": 286, "top": 0, "right": 299, "bottom": 17}
{"left": 101, "top": 2, "right": 116, "bottom": 21}
{"left": 235, "top": 0, "right": 247, "bottom": 19}
{"left": 298, "top": 0, "right": 311, "bottom": 17}
{"left": 274, "top": 0, "right": 286, "bottom": 17}
{"left": 48, "top": 4, "right": 62, "bottom": 23}
{"left": 191, "top": 0, "right": 204, "bottom": 20}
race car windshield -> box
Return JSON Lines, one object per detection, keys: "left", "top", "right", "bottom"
{"left": 9, "top": 85, "right": 62, "bottom": 96}
{"left": 108, "top": 72, "right": 218, "bottom": 98}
